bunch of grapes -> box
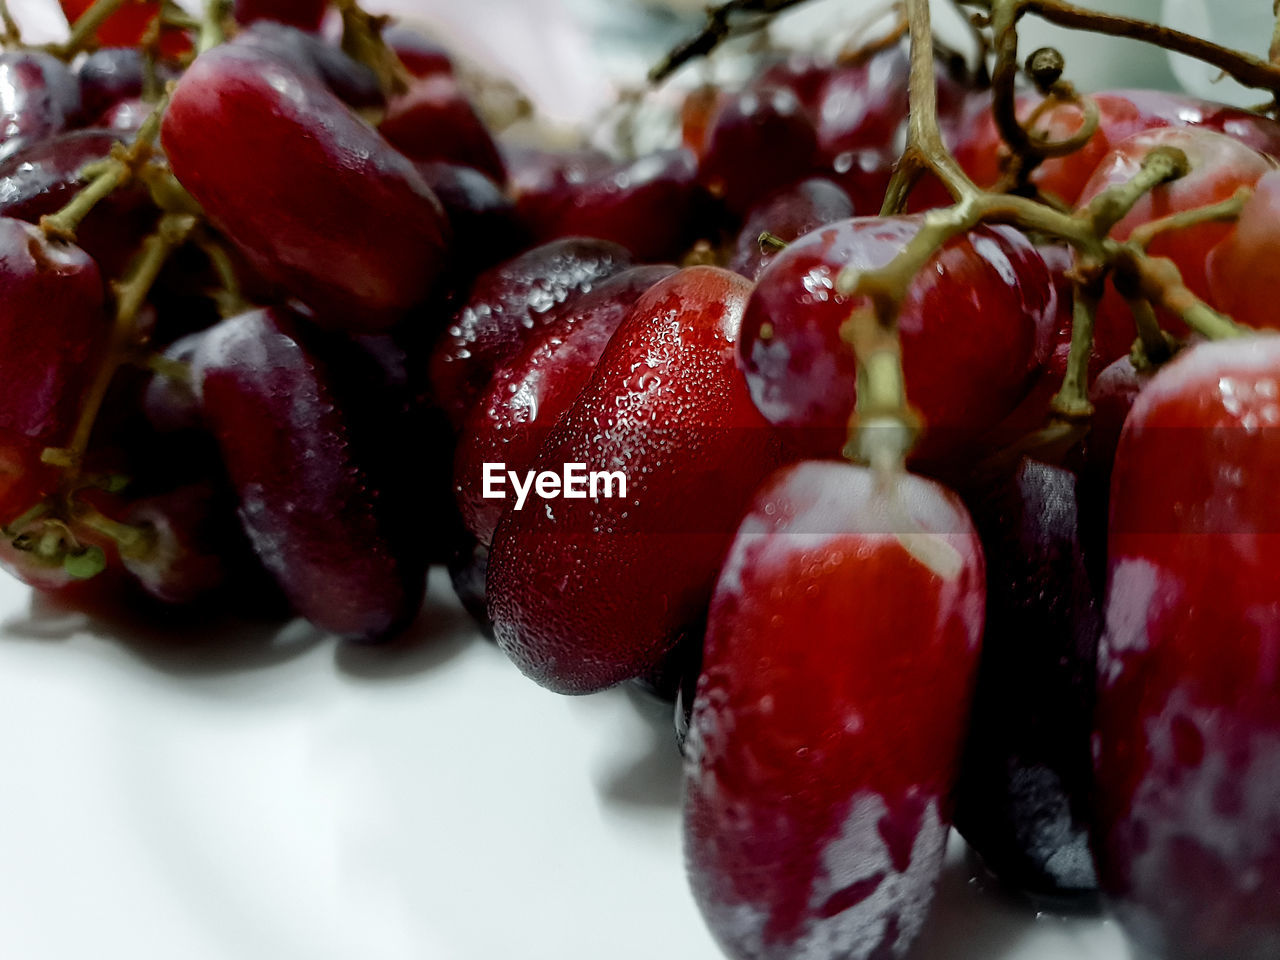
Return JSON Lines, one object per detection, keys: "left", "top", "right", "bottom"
{"left": 5, "top": 0, "right": 1280, "bottom": 956}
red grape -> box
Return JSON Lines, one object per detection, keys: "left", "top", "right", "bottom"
{"left": 507, "top": 145, "right": 613, "bottom": 229}
{"left": 521, "top": 149, "right": 703, "bottom": 262}
{"left": 75, "top": 48, "right": 173, "bottom": 120}
{"left": 379, "top": 73, "right": 505, "bottom": 183}
{"left": 230, "top": 21, "right": 382, "bottom": 108}
{"left": 1075, "top": 127, "right": 1273, "bottom": 363}
{"left": 729, "top": 177, "right": 854, "bottom": 280}
{"left": 414, "top": 161, "right": 526, "bottom": 273}
{"left": 384, "top": 25, "right": 454, "bottom": 78}
{"left": 1094, "top": 337, "right": 1280, "bottom": 959}
{"left": 233, "top": 0, "right": 327, "bottom": 32}
{"left": 194, "top": 307, "right": 426, "bottom": 640}
{"left": 699, "top": 86, "right": 819, "bottom": 216}
{"left": 811, "top": 46, "right": 910, "bottom": 160}
{"left": 1207, "top": 169, "right": 1280, "bottom": 330}
{"left": 118, "top": 483, "right": 230, "bottom": 606}
{"left": 453, "top": 264, "right": 676, "bottom": 546}
{"left": 58, "top": 0, "right": 190, "bottom": 58}
{"left": 428, "top": 236, "right": 632, "bottom": 427}
{"left": 740, "top": 216, "right": 1056, "bottom": 464}
{"left": 162, "top": 43, "right": 450, "bottom": 333}
{"left": 685, "top": 460, "right": 984, "bottom": 960}
{"left": 486, "top": 266, "right": 787, "bottom": 694}
{"left": 0, "top": 51, "right": 82, "bottom": 162}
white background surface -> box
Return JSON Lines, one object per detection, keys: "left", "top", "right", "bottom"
{"left": 0, "top": 571, "right": 1135, "bottom": 960}
{"left": 0, "top": 0, "right": 1249, "bottom": 957}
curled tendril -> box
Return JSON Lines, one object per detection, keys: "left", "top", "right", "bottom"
{"left": 1016, "top": 86, "right": 1101, "bottom": 159}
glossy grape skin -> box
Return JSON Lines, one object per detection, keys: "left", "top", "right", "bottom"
{"left": 233, "top": 0, "right": 327, "bottom": 31}
{"left": 955, "top": 89, "right": 1280, "bottom": 209}
{"left": 58, "top": 0, "right": 190, "bottom": 57}
{"left": 194, "top": 307, "right": 426, "bottom": 641}
{"left": 729, "top": 177, "right": 854, "bottom": 281}
{"left": 699, "top": 86, "right": 819, "bottom": 216}
{"left": 75, "top": 48, "right": 170, "bottom": 121}
{"left": 954, "top": 459, "right": 1101, "bottom": 906}
{"left": 1207, "top": 170, "right": 1280, "bottom": 329}
{"left": 143, "top": 333, "right": 204, "bottom": 435}
{"left": 230, "top": 22, "right": 382, "bottom": 109}
{"left": 414, "top": 161, "right": 525, "bottom": 274}
{"left": 684, "top": 461, "right": 984, "bottom": 960}
{"left": 119, "top": 483, "right": 230, "bottom": 606}
{"left": 384, "top": 26, "right": 454, "bottom": 78}
{"left": 1094, "top": 338, "right": 1280, "bottom": 960}
{"left": 380, "top": 74, "right": 505, "bottom": 183}
{"left": 523, "top": 149, "right": 703, "bottom": 262}
{"left": 507, "top": 146, "right": 613, "bottom": 229}
{"left": 486, "top": 267, "right": 787, "bottom": 695}
{"left": 0, "top": 130, "right": 155, "bottom": 277}
{"left": 428, "top": 236, "right": 632, "bottom": 427}
{"left": 163, "top": 44, "right": 449, "bottom": 334}
{"left": 0, "top": 51, "right": 82, "bottom": 163}
{"left": 454, "top": 264, "right": 676, "bottom": 546}
{"left": 740, "top": 216, "right": 1056, "bottom": 464}
{"left": 1075, "top": 127, "right": 1273, "bottom": 364}
{"left": 811, "top": 46, "right": 910, "bottom": 160}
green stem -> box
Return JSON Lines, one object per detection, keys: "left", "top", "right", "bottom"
{"left": 1128, "top": 186, "right": 1252, "bottom": 250}
{"left": 40, "top": 164, "right": 127, "bottom": 241}
{"left": 1122, "top": 295, "right": 1174, "bottom": 367}
{"left": 198, "top": 0, "right": 228, "bottom": 53}
{"left": 1083, "top": 145, "right": 1188, "bottom": 236}
{"left": 1050, "top": 279, "right": 1102, "bottom": 419}
{"left": 1113, "top": 247, "right": 1247, "bottom": 341}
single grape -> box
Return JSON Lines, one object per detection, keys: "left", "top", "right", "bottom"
{"left": 740, "top": 216, "right": 1056, "bottom": 465}
{"left": 380, "top": 73, "right": 506, "bottom": 183}
{"left": 1207, "top": 169, "right": 1280, "bottom": 329}
{"left": 384, "top": 25, "right": 455, "bottom": 78}
{"left": 811, "top": 46, "right": 910, "bottom": 160}
{"left": 0, "top": 51, "right": 82, "bottom": 163}
{"left": 453, "top": 264, "right": 676, "bottom": 546}
{"left": 162, "top": 43, "right": 450, "bottom": 334}
{"left": 954, "top": 458, "right": 1101, "bottom": 907}
{"left": 76, "top": 48, "right": 174, "bottom": 121}
{"left": 1095, "top": 337, "right": 1280, "bottom": 960}
{"left": 699, "top": 86, "right": 819, "bottom": 216}
{"left": 522, "top": 149, "right": 704, "bottom": 262}
{"left": 486, "top": 266, "right": 787, "bottom": 694}
{"left": 233, "top": 0, "right": 328, "bottom": 32}
{"left": 427, "top": 236, "right": 632, "bottom": 427}
{"left": 685, "top": 460, "right": 984, "bottom": 960}
{"left": 729, "top": 177, "right": 854, "bottom": 280}
{"left": 230, "top": 21, "right": 382, "bottom": 109}
{"left": 1075, "top": 127, "right": 1273, "bottom": 364}
{"left": 118, "top": 483, "right": 231, "bottom": 606}
{"left": 507, "top": 145, "right": 613, "bottom": 229}
{"left": 414, "top": 161, "right": 526, "bottom": 274}
{"left": 194, "top": 307, "right": 427, "bottom": 640}
{"left": 143, "top": 333, "right": 204, "bottom": 435}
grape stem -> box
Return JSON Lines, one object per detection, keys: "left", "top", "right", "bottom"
{"left": 198, "top": 0, "right": 230, "bottom": 54}
{"left": 0, "top": 0, "right": 21, "bottom": 45}
{"left": 1127, "top": 187, "right": 1252, "bottom": 250}
{"left": 40, "top": 93, "right": 171, "bottom": 242}
{"left": 649, "top": 0, "right": 814, "bottom": 84}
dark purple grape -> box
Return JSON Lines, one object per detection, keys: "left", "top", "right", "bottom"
{"left": 447, "top": 536, "right": 491, "bottom": 635}
{"left": 954, "top": 458, "right": 1102, "bottom": 907}
{"left": 427, "top": 237, "right": 632, "bottom": 426}
{"left": 76, "top": 48, "right": 175, "bottom": 120}
{"left": 414, "top": 161, "right": 526, "bottom": 273}
{"left": 0, "top": 51, "right": 81, "bottom": 162}
{"left": 143, "top": 333, "right": 204, "bottom": 434}
{"left": 230, "top": 21, "right": 382, "bottom": 109}
{"left": 195, "top": 307, "right": 427, "bottom": 640}
{"left": 729, "top": 177, "right": 854, "bottom": 280}
{"left": 380, "top": 73, "right": 505, "bottom": 183}
{"left": 120, "top": 483, "right": 230, "bottom": 605}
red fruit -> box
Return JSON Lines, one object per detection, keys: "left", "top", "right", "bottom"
{"left": 380, "top": 74, "right": 505, "bottom": 183}
{"left": 233, "top": 0, "right": 327, "bottom": 31}
{"left": 454, "top": 264, "right": 676, "bottom": 546}
{"left": 195, "top": 307, "right": 426, "bottom": 640}
{"left": 58, "top": 0, "right": 191, "bottom": 58}
{"left": 740, "top": 216, "right": 1056, "bottom": 464}
{"left": 1207, "top": 169, "right": 1280, "bottom": 329}
{"left": 0, "top": 51, "right": 82, "bottom": 163}
{"left": 0, "top": 130, "right": 155, "bottom": 278}
{"left": 76, "top": 48, "right": 175, "bottom": 120}
{"left": 1075, "top": 127, "right": 1273, "bottom": 363}
{"left": 811, "top": 46, "right": 910, "bottom": 159}
{"left": 414, "top": 161, "right": 525, "bottom": 273}
{"left": 486, "top": 266, "right": 787, "bottom": 694}
{"left": 428, "top": 237, "right": 632, "bottom": 426}
{"left": 1094, "top": 337, "right": 1280, "bottom": 959}
{"left": 680, "top": 85, "right": 727, "bottom": 159}
{"left": 384, "top": 26, "right": 454, "bottom": 78}
{"left": 162, "top": 44, "right": 449, "bottom": 333}
{"left": 684, "top": 460, "right": 984, "bottom": 960}
{"left": 525, "top": 149, "right": 703, "bottom": 262}
{"left": 230, "top": 22, "right": 381, "bottom": 108}
{"left": 119, "top": 483, "right": 230, "bottom": 606}
{"left": 699, "top": 86, "right": 819, "bottom": 216}
{"left": 729, "top": 177, "right": 854, "bottom": 280}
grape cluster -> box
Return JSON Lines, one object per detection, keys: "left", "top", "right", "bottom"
{"left": 5, "top": 0, "right": 1280, "bottom": 957}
